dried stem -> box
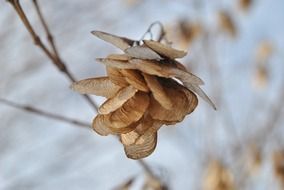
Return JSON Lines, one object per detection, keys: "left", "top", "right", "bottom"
{"left": 0, "top": 98, "right": 90, "bottom": 128}
{"left": 7, "top": 0, "right": 98, "bottom": 111}
{"left": 7, "top": 0, "right": 157, "bottom": 180}
{"left": 32, "top": 0, "right": 60, "bottom": 59}
{"left": 140, "top": 21, "right": 171, "bottom": 45}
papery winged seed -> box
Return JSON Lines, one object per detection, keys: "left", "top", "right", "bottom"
{"left": 123, "top": 122, "right": 162, "bottom": 159}
{"left": 98, "top": 85, "right": 138, "bottom": 114}
{"left": 183, "top": 82, "right": 217, "bottom": 110}
{"left": 125, "top": 45, "right": 162, "bottom": 60}
{"left": 121, "top": 115, "right": 154, "bottom": 146}
{"left": 92, "top": 114, "right": 113, "bottom": 136}
{"left": 143, "top": 40, "right": 187, "bottom": 59}
{"left": 91, "top": 31, "right": 134, "bottom": 51}
{"left": 107, "top": 54, "right": 131, "bottom": 61}
{"left": 96, "top": 58, "right": 204, "bottom": 85}
{"left": 142, "top": 73, "right": 173, "bottom": 110}
{"left": 124, "top": 132, "right": 158, "bottom": 159}
{"left": 106, "top": 67, "right": 129, "bottom": 87}
{"left": 172, "top": 61, "right": 217, "bottom": 110}
{"left": 71, "top": 77, "right": 121, "bottom": 98}
{"left": 121, "top": 131, "right": 140, "bottom": 146}
{"left": 120, "top": 70, "right": 149, "bottom": 92}
{"left": 97, "top": 58, "right": 136, "bottom": 69}
{"left": 130, "top": 59, "right": 204, "bottom": 85}
{"left": 148, "top": 82, "right": 197, "bottom": 123}
{"left": 108, "top": 119, "right": 140, "bottom": 134}
{"left": 108, "top": 91, "right": 149, "bottom": 129}
{"left": 93, "top": 114, "right": 139, "bottom": 135}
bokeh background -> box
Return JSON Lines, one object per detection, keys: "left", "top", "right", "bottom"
{"left": 1, "top": 0, "right": 284, "bottom": 189}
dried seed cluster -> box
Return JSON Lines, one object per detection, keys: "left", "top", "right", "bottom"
{"left": 72, "top": 30, "right": 215, "bottom": 159}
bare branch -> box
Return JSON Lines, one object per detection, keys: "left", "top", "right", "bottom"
{"left": 0, "top": 98, "right": 90, "bottom": 128}
{"left": 7, "top": 0, "right": 98, "bottom": 111}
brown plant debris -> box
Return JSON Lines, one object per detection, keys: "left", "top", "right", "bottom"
{"left": 273, "top": 150, "right": 284, "bottom": 186}
{"left": 239, "top": 0, "right": 253, "bottom": 11}
{"left": 72, "top": 28, "right": 215, "bottom": 159}
{"left": 252, "top": 41, "right": 273, "bottom": 89}
{"left": 203, "top": 160, "right": 235, "bottom": 190}
{"left": 218, "top": 11, "right": 237, "bottom": 38}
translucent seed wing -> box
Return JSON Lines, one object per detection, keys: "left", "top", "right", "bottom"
{"left": 71, "top": 77, "right": 121, "bottom": 98}
{"left": 143, "top": 40, "right": 187, "bottom": 59}
{"left": 91, "top": 31, "right": 134, "bottom": 51}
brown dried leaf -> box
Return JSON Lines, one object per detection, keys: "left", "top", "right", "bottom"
{"left": 125, "top": 45, "right": 162, "bottom": 60}
{"left": 96, "top": 58, "right": 204, "bottom": 85}
{"left": 107, "top": 67, "right": 129, "bottom": 87}
{"left": 91, "top": 31, "right": 134, "bottom": 51}
{"left": 143, "top": 40, "right": 187, "bottom": 59}
{"left": 99, "top": 86, "right": 138, "bottom": 114}
{"left": 120, "top": 69, "right": 149, "bottom": 92}
{"left": 71, "top": 77, "right": 121, "bottom": 98}
{"left": 143, "top": 73, "right": 173, "bottom": 110}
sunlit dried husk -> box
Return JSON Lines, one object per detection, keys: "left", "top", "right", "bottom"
{"left": 91, "top": 31, "right": 134, "bottom": 51}
{"left": 143, "top": 73, "right": 173, "bottom": 110}
{"left": 106, "top": 67, "right": 129, "bottom": 87}
{"left": 123, "top": 122, "right": 162, "bottom": 159}
{"left": 125, "top": 44, "right": 162, "bottom": 60}
{"left": 120, "top": 69, "right": 149, "bottom": 92}
{"left": 148, "top": 80, "right": 197, "bottom": 123}
{"left": 203, "top": 160, "right": 235, "bottom": 190}
{"left": 98, "top": 85, "right": 138, "bottom": 114}
{"left": 143, "top": 40, "right": 187, "bottom": 59}
{"left": 218, "top": 11, "right": 237, "bottom": 37}
{"left": 71, "top": 77, "right": 121, "bottom": 98}
{"left": 97, "top": 58, "right": 204, "bottom": 85}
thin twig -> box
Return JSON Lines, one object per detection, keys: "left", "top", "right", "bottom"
{"left": 140, "top": 21, "right": 171, "bottom": 45}
{"left": 7, "top": 0, "right": 98, "bottom": 111}
{"left": 0, "top": 98, "right": 90, "bottom": 128}
{"left": 32, "top": 0, "right": 60, "bottom": 59}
